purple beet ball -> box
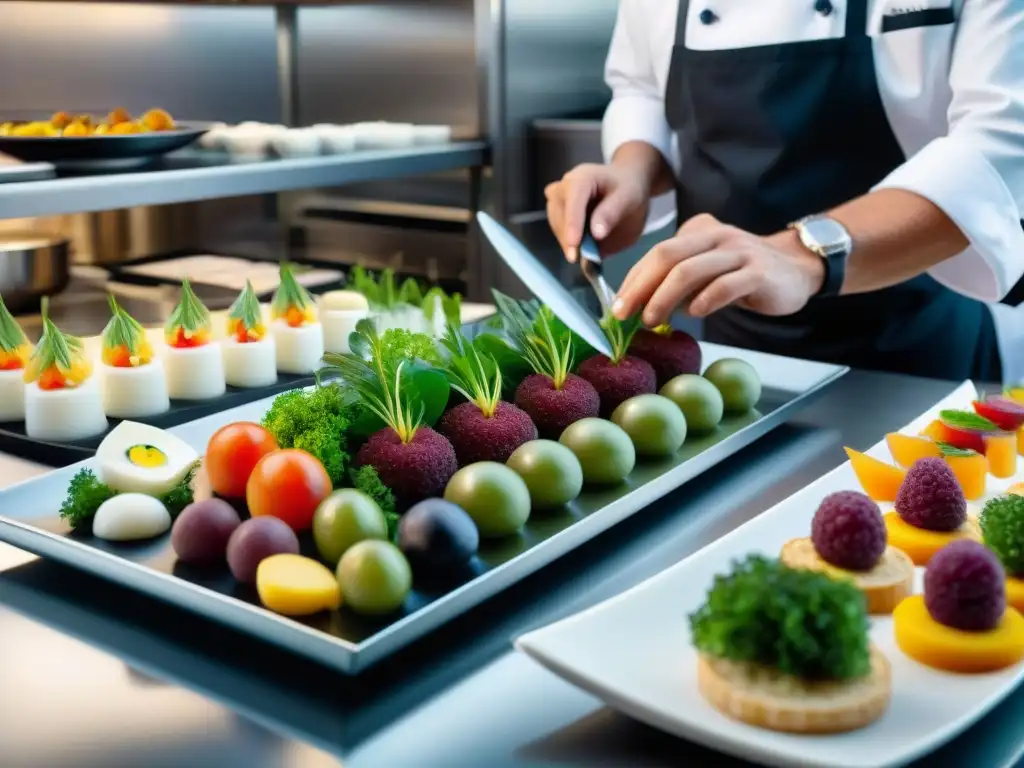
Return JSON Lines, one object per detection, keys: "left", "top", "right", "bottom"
{"left": 895, "top": 457, "right": 967, "bottom": 532}
{"left": 171, "top": 499, "right": 241, "bottom": 565}
{"left": 925, "top": 540, "right": 1006, "bottom": 631}
{"left": 226, "top": 516, "right": 300, "bottom": 584}
{"left": 811, "top": 491, "right": 887, "bottom": 571}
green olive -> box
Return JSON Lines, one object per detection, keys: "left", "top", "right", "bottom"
{"left": 506, "top": 440, "right": 584, "bottom": 509}
{"left": 703, "top": 358, "right": 762, "bottom": 413}
{"left": 559, "top": 418, "right": 636, "bottom": 485}
{"left": 312, "top": 489, "right": 388, "bottom": 566}
{"left": 611, "top": 394, "right": 687, "bottom": 457}
{"left": 336, "top": 540, "right": 412, "bottom": 615}
{"left": 444, "top": 462, "right": 532, "bottom": 538}
{"left": 660, "top": 374, "right": 724, "bottom": 432}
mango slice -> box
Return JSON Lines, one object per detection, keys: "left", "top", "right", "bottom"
{"left": 985, "top": 433, "right": 1017, "bottom": 479}
{"left": 845, "top": 447, "right": 906, "bottom": 502}
{"left": 944, "top": 452, "right": 988, "bottom": 501}
{"left": 894, "top": 595, "right": 1024, "bottom": 673}
{"left": 1017, "top": 426, "right": 1024, "bottom": 457}
{"left": 883, "top": 512, "right": 980, "bottom": 566}
{"left": 256, "top": 554, "right": 341, "bottom": 616}
{"left": 1008, "top": 577, "right": 1024, "bottom": 614}
{"left": 886, "top": 433, "right": 940, "bottom": 468}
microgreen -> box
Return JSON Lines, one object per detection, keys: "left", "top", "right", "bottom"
{"left": 102, "top": 294, "right": 146, "bottom": 356}
{"left": 25, "top": 297, "right": 84, "bottom": 381}
{"left": 165, "top": 278, "right": 211, "bottom": 335}
{"left": 0, "top": 293, "right": 28, "bottom": 353}
{"left": 441, "top": 322, "right": 502, "bottom": 418}
{"left": 600, "top": 312, "right": 643, "bottom": 364}
{"left": 493, "top": 291, "right": 574, "bottom": 390}
{"left": 320, "top": 318, "right": 449, "bottom": 442}
{"left": 271, "top": 263, "right": 315, "bottom": 315}
{"left": 228, "top": 280, "right": 263, "bottom": 331}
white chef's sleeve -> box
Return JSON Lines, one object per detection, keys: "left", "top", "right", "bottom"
{"left": 873, "top": 1, "right": 1024, "bottom": 302}
{"left": 602, "top": 1, "right": 676, "bottom": 173}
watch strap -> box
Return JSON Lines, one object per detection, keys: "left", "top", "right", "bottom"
{"left": 791, "top": 217, "right": 849, "bottom": 299}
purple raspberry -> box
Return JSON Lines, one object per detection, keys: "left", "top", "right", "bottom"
{"left": 811, "top": 491, "right": 887, "bottom": 571}
{"left": 895, "top": 457, "right": 967, "bottom": 532}
{"left": 925, "top": 540, "right": 1006, "bottom": 632}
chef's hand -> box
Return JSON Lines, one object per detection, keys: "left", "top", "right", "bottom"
{"left": 545, "top": 163, "right": 651, "bottom": 263}
{"left": 613, "top": 214, "right": 826, "bottom": 326}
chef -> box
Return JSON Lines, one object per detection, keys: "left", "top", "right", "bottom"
{"left": 546, "top": 0, "right": 1024, "bottom": 383}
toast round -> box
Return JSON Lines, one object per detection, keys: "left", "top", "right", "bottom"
{"left": 696, "top": 647, "right": 891, "bottom": 734}
{"left": 780, "top": 537, "right": 914, "bottom": 614}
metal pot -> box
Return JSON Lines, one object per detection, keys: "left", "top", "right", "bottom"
{"left": 0, "top": 232, "right": 71, "bottom": 314}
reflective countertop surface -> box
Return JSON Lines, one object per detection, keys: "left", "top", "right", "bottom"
{"left": 0, "top": 307, "right": 1022, "bottom": 767}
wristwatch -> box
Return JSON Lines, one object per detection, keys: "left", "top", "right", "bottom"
{"left": 789, "top": 215, "right": 852, "bottom": 298}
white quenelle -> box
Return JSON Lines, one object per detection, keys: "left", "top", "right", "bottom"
{"left": 0, "top": 294, "right": 31, "bottom": 422}
{"left": 98, "top": 295, "right": 171, "bottom": 419}
{"left": 222, "top": 280, "right": 278, "bottom": 388}
{"left": 92, "top": 493, "right": 172, "bottom": 542}
{"left": 162, "top": 278, "right": 226, "bottom": 400}
{"left": 95, "top": 420, "right": 199, "bottom": 497}
{"left": 269, "top": 263, "right": 324, "bottom": 375}
{"left": 319, "top": 290, "right": 369, "bottom": 354}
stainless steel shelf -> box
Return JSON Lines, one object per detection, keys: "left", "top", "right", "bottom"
{"left": 0, "top": 142, "right": 488, "bottom": 220}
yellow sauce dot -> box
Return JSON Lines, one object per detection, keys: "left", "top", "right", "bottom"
{"left": 127, "top": 444, "right": 168, "bottom": 468}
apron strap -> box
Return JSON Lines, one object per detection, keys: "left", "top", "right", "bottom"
{"left": 845, "top": 0, "right": 869, "bottom": 37}
{"left": 675, "top": 0, "right": 692, "bottom": 41}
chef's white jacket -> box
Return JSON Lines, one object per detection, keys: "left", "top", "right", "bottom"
{"left": 602, "top": 0, "right": 1024, "bottom": 383}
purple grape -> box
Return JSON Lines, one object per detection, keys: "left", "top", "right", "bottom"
{"left": 226, "top": 517, "right": 300, "bottom": 584}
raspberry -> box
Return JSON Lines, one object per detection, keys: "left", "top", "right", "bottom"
{"left": 811, "top": 491, "right": 887, "bottom": 571}
{"left": 925, "top": 540, "right": 1005, "bottom": 631}
{"left": 895, "top": 457, "right": 966, "bottom": 532}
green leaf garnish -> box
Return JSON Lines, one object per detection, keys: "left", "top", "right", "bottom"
{"left": 493, "top": 290, "right": 576, "bottom": 390}
{"left": 939, "top": 409, "right": 997, "bottom": 432}
{"left": 350, "top": 265, "right": 381, "bottom": 307}
{"left": 165, "top": 278, "right": 212, "bottom": 335}
{"left": 25, "top": 297, "right": 85, "bottom": 382}
{"left": 101, "top": 294, "right": 146, "bottom": 356}
{"left": 472, "top": 332, "right": 533, "bottom": 398}
{"left": 319, "top": 319, "right": 449, "bottom": 443}
{"left": 227, "top": 280, "right": 263, "bottom": 332}
{"left": 600, "top": 312, "right": 643, "bottom": 364}
{"left": 398, "top": 277, "right": 425, "bottom": 308}
{"left": 0, "top": 294, "right": 28, "bottom": 354}
{"left": 690, "top": 554, "right": 871, "bottom": 681}
{"left": 379, "top": 268, "right": 398, "bottom": 310}
{"left": 937, "top": 441, "right": 977, "bottom": 458}
{"left": 441, "top": 322, "right": 502, "bottom": 417}
{"left": 980, "top": 494, "right": 1024, "bottom": 577}
{"left": 271, "top": 263, "right": 315, "bottom": 317}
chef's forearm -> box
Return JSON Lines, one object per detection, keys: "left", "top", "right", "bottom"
{"left": 769, "top": 189, "right": 971, "bottom": 295}
{"left": 610, "top": 141, "right": 676, "bottom": 198}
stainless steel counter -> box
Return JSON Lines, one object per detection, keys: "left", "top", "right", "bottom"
{"left": 1, "top": 371, "right": 1022, "bottom": 768}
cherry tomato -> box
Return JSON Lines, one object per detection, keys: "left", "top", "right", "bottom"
{"left": 246, "top": 448, "right": 332, "bottom": 531}
{"left": 206, "top": 422, "right": 279, "bottom": 499}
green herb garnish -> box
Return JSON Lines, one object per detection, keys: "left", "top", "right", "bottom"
{"left": 937, "top": 441, "right": 977, "bottom": 458}
{"left": 379, "top": 268, "right": 398, "bottom": 309}
{"left": 350, "top": 265, "right": 380, "bottom": 307}
{"left": 493, "top": 291, "right": 576, "bottom": 390}
{"left": 271, "top": 263, "right": 315, "bottom": 318}
{"left": 227, "top": 280, "right": 263, "bottom": 332}
{"left": 980, "top": 495, "right": 1024, "bottom": 577}
{"left": 398, "top": 277, "right": 425, "bottom": 308}
{"left": 320, "top": 319, "right": 449, "bottom": 442}
{"left": 379, "top": 328, "right": 443, "bottom": 366}
{"left": 441, "top": 322, "right": 502, "bottom": 417}
{"left": 351, "top": 465, "right": 398, "bottom": 538}
{"left": 689, "top": 554, "right": 871, "bottom": 681}
{"left": 262, "top": 384, "right": 360, "bottom": 485}
{"left": 939, "top": 409, "right": 997, "bottom": 432}
{"left": 0, "top": 293, "right": 29, "bottom": 354}
{"left": 423, "top": 287, "right": 463, "bottom": 327}
{"left": 600, "top": 312, "right": 643, "bottom": 364}
{"left": 102, "top": 294, "right": 147, "bottom": 357}
{"left": 59, "top": 464, "right": 198, "bottom": 531}
{"left": 165, "top": 278, "right": 211, "bottom": 336}
{"left": 25, "top": 297, "right": 86, "bottom": 383}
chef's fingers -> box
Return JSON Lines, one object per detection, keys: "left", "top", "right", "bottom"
{"left": 688, "top": 268, "right": 759, "bottom": 317}
{"left": 545, "top": 187, "right": 571, "bottom": 257}
{"left": 590, "top": 186, "right": 634, "bottom": 242}
{"left": 614, "top": 229, "right": 725, "bottom": 319}
{"left": 561, "top": 167, "right": 604, "bottom": 262}
{"left": 640, "top": 250, "right": 745, "bottom": 326}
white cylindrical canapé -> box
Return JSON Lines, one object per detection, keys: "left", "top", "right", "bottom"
{"left": 272, "top": 320, "right": 324, "bottom": 374}
{"left": 223, "top": 337, "right": 278, "bottom": 388}
{"left": 0, "top": 369, "right": 26, "bottom": 422}
{"left": 164, "top": 343, "right": 227, "bottom": 400}
{"left": 25, "top": 376, "right": 108, "bottom": 441}
{"left": 322, "top": 310, "right": 368, "bottom": 355}
{"left": 101, "top": 360, "right": 171, "bottom": 418}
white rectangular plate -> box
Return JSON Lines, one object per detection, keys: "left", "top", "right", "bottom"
{"left": 516, "top": 380, "right": 1024, "bottom": 768}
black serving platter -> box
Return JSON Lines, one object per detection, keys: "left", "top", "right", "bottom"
{"left": 0, "top": 122, "right": 210, "bottom": 171}
{"left": 0, "top": 372, "right": 313, "bottom": 467}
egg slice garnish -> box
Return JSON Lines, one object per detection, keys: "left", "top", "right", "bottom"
{"left": 96, "top": 421, "right": 199, "bottom": 497}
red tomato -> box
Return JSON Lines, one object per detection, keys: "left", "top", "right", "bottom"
{"left": 246, "top": 449, "right": 331, "bottom": 531}
{"left": 206, "top": 422, "right": 279, "bottom": 499}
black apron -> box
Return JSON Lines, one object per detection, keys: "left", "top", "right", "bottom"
{"left": 664, "top": 0, "right": 1002, "bottom": 382}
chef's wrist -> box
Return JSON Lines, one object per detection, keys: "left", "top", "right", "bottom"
{"left": 766, "top": 229, "right": 827, "bottom": 298}
{"left": 610, "top": 141, "right": 673, "bottom": 198}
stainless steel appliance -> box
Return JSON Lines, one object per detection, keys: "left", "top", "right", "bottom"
{"left": 0, "top": 232, "right": 70, "bottom": 314}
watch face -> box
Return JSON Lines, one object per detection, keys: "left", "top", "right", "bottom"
{"left": 803, "top": 218, "right": 850, "bottom": 250}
